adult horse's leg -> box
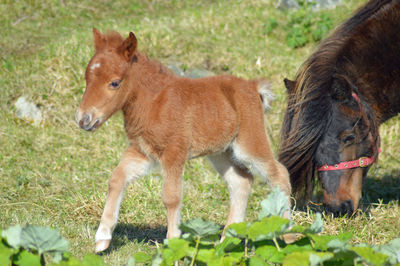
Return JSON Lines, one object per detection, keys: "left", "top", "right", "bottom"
{"left": 160, "top": 143, "right": 187, "bottom": 239}
{"left": 208, "top": 152, "right": 253, "bottom": 228}
{"left": 95, "top": 145, "right": 151, "bottom": 253}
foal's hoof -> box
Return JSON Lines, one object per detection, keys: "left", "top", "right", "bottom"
{"left": 282, "top": 233, "right": 297, "bottom": 244}
{"left": 95, "top": 240, "right": 111, "bottom": 253}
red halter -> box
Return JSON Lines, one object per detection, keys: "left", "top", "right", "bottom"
{"left": 317, "top": 92, "right": 381, "bottom": 172}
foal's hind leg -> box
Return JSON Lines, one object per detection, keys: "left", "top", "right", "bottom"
{"left": 208, "top": 152, "right": 253, "bottom": 229}
{"left": 232, "top": 126, "right": 292, "bottom": 218}
{"left": 95, "top": 145, "right": 151, "bottom": 253}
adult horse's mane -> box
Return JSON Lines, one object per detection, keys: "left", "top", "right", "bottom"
{"left": 279, "top": 0, "right": 397, "bottom": 204}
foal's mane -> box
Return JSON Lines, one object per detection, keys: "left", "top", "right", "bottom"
{"left": 278, "top": 0, "right": 396, "bottom": 204}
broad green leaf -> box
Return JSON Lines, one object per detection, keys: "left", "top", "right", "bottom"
{"left": 133, "top": 252, "right": 153, "bottom": 263}
{"left": 13, "top": 250, "right": 41, "bottom": 266}
{"left": 309, "top": 232, "right": 352, "bottom": 251}
{"left": 282, "top": 239, "right": 313, "bottom": 254}
{"left": 215, "top": 237, "right": 241, "bottom": 256}
{"left": 376, "top": 238, "right": 400, "bottom": 264}
{"left": 57, "top": 252, "right": 82, "bottom": 266}
{"left": 309, "top": 252, "right": 334, "bottom": 266}
{"left": 0, "top": 241, "right": 15, "bottom": 266}
{"left": 256, "top": 245, "right": 285, "bottom": 263}
{"left": 258, "top": 186, "right": 290, "bottom": 219}
{"left": 179, "top": 218, "right": 220, "bottom": 238}
{"left": 350, "top": 246, "right": 388, "bottom": 266}
{"left": 248, "top": 216, "right": 291, "bottom": 241}
{"left": 249, "top": 255, "right": 265, "bottom": 266}
{"left": 82, "top": 254, "right": 106, "bottom": 266}
{"left": 305, "top": 213, "right": 323, "bottom": 234}
{"left": 283, "top": 251, "right": 333, "bottom": 266}
{"left": 2, "top": 225, "right": 22, "bottom": 249}
{"left": 164, "top": 238, "right": 188, "bottom": 262}
{"left": 208, "top": 256, "right": 240, "bottom": 266}
{"left": 225, "top": 222, "right": 248, "bottom": 239}
{"left": 196, "top": 246, "right": 216, "bottom": 263}
{"left": 282, "top": 251, "right": 311, "bottom": 266}
{"left": 20, "top": 225, "right": 69, "bottom": 257}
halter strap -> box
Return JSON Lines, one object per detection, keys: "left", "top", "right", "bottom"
{"left": 317, "top": 149, "right": 381, "bottom": 171}
{"left": 317, "top": 92, "right": 381, "bottom": 172}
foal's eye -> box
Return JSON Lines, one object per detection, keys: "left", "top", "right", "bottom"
{"left": 109, "top": 80, "right": 121, "bottom": 89}
{"left": 342, "top": 134, "right": 356, "bottom": 145}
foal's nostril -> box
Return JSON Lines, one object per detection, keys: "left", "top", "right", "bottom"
{"left": 78, "top": 113, "right": 92, "bottom": 129}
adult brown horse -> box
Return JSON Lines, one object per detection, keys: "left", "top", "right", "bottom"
{"left": 279, "top": 0, "right": 400, "bottom": 216}
{"left": 76, "top": 29, "right": 292, "bottom": 252}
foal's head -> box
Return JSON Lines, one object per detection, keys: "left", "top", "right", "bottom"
{"left": 284, "top": 75, "right": 379, "bottom": 216}
{"left": 76, "top": 29, "right": 137, "bottom": 131}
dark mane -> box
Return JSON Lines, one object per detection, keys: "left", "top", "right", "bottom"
{"left": 278, "top": 0, "right": 399, "bottom": 204}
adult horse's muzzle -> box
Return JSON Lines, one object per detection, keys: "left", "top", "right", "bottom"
{"left": 75, "top": 109, "right": 102, "bottom": 131}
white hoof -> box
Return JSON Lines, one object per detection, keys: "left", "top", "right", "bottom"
{"left": 95, "top": 239, "right": 111, "bottom": 253}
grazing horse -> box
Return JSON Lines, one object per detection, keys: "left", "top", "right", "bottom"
{"left": 279, "top": 0, "right": 400, "bottom": 216}
{"left": 76, "top": 29, "right": 292, "bottom": 252}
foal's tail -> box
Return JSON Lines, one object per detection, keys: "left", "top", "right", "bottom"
{"left": 257, "top": 80, "right": 275, "bottom": 111}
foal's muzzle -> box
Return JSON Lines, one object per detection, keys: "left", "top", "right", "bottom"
{"left": 324, "top": 199, "right": 354, "bottom": 217}
{"left": 76, "top": 110, "right": 101, "bottom": 131}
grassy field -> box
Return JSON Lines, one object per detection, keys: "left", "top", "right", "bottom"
{"left": 1, "top": 0, "right": 399, "bottom": 264}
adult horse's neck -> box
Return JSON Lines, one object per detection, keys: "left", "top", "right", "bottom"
{"left": 338, "top": 1, "right": 400, "bottom": 124}
{"left": 121, "top": 51, "right": 174, "bottom": 136}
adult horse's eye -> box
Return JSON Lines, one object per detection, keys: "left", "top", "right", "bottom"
{"left": 109, "top": 80, "right": 121, "bottom": 89}
{"left": 342, "top": 134, "right": 355, "bottom": 145}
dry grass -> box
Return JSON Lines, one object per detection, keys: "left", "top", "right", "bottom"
{"left": 1, "top": 0, "right": 399, "bottom": 264}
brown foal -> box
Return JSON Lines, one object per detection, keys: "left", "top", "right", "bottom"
{"left": 76, "top": 29, "right": 292, "bottom": 252}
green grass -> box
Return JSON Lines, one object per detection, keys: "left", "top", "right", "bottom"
{"left": 1, "top": 0, "right": 399, "bottom": 264}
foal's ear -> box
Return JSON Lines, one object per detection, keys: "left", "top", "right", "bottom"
{"left": 119, "top": 32, "right": 137, "bottom": 62}
{"left": 331, "top": 75, "right": 353, "bottom": 102}
{"left": 93, "top": 28, "right": 105, "bottom": 51}
{"left": 283, "top": 78, "right": 296, "bottom": 93}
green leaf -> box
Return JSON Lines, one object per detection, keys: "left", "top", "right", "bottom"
{"left": 283, "top": 251, "right": 333, "bottom": 266}
{"left": 258, "top": 186, "right": 290, "bottom": 219}
{"left": 256, "top": 245, "right": 285, "bottom": 263}
{"left": 2, "top": 225, "right": 22, "bottom": 249}
{"left": 249, "top": 255, "right": 265, "bottom": 266}
{"left": 20, "top": 225, "right": 69, "bottom": 257}
{"left": 350, "top": 246, "right": 388, "bottom": 266}
{"left": 248, "top": 216, "right": 291, "bottom": 241}
{"left": 308, "top": 252, "right": 334, "bottom": 266}
{"left": 179, "top": 218, "right": 220, "bottom": 238}
{"left": 215, "top": 237, "right": 241, "bottom": 257}
{"left": 0, "top": 241, "right": 15, "bottom": 265}
{"left": 163, "top": 238, "right": 189, "bottom": 262}
{"left": 196, "top": 246, "right": 216, "bottom": 263}
{"left": 13, "top": 250, "right": 41, "bottom": 266}
{"left": 126, "top": 256, "right": 135, "bottom": 266}
{"left": 82, "top": 254, "right": 106, "bottom": 266}
{"left": 309, "top": 232, "right": 352, "bottom": 251}
{"left": 305, "top": 213, "right": 323, "bottom": 234}
{"left": 376, "top": 238, "right": 400, "bottom": 264}
{"left": 282, "top": 251, "right": 310, "bottom": 266}
{"left": 133, "top": 252, "right": 153, "bottom": 263}
{"left": 225, "top": 222, "right": 248, "bottom": 239}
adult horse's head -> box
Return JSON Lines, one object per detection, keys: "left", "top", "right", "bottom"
{"left": 281, "top": 75, "right": 380, "bottom": 216}
{"left": 76, "top": 28, "right": 137, "bottom": 131}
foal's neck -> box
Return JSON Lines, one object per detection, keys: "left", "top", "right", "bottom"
{"left": 121, "top": 51, "right": 175, "bottom": 136}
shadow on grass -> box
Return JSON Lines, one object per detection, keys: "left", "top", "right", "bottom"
{"left": 98, "top": 223, "right": 167, "bottom": 255}
{"left": 361, "top": 173, "right": 400, "bottom": 205}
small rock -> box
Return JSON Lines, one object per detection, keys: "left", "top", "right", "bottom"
{"left": 14, "top": 96, "right": 42, "bottom": 126}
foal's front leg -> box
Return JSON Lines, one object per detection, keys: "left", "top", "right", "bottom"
{"left": 160, "top": 145, "right": 187, "bottom": 239}
{"left": 95, "top": 145, "right": 151, "bottom": 253}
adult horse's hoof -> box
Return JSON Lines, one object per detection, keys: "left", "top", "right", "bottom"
{"left": 95, "top": 240, "right": 111, "bottom": 253}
